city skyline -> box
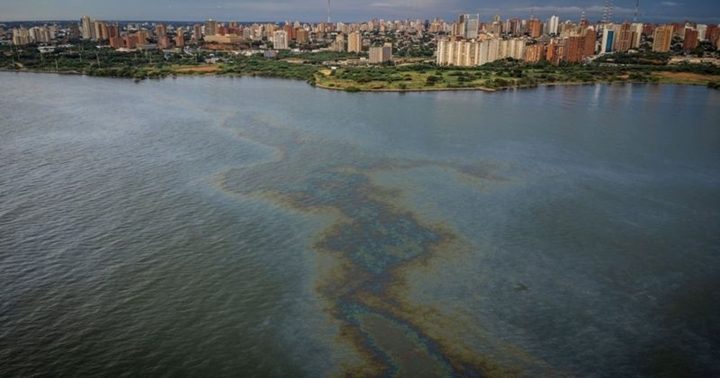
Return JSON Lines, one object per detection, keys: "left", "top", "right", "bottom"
{"left": 1, "top": 0, "right": 719, "bottom": 23}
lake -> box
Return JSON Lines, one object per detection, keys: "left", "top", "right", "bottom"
{"left": 1, "top": 72, "right": 719, "bottom": 376}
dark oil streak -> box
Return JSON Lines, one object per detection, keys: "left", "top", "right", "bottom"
{"left": 214, "top": 114, "right": 535, "bottom": 376}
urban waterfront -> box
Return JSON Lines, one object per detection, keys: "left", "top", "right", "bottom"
{"left": 1, "top": 72, "right": 720, "bottom": 376}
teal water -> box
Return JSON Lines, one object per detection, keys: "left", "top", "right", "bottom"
{"left": 1, "top": 72, "right": 719, "bottom": 376}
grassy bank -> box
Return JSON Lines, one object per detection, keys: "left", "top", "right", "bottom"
{"left": 314, "top": 61, "right": 720, "bottom": 92}
{"left": 0, "top": 43, "right": 322, "bottom": 81}
{"left": 2, "top": 44, "right": 719, "bottom": 91}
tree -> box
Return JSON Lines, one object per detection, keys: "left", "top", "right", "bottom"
{"left": 425, "top": 75, "right": 441, "bottom": 86}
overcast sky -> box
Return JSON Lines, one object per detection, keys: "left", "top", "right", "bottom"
{"left": 1, "top": 0, "right": 718, "bottom": 23}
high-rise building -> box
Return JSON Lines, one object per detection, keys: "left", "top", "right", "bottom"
{"left": 652, "top": 25, "right": 673, "bottom": 52}
{"left": 205, "top": 19, "right": 218, "bottom": 36}
{"left": 12, "top": 27, "right": 32, "bottom": 45}
{"left": 273, "top": 30, "right": 289, "bottom": 49}
{"left": 524, "top": 43, "right": 545, "bottom": 63}
{"left": 107, "top": 24, "right": 122, "bottom": 49}
{"left": 296, "top": 28, "right": 309, "bottom": 44}
{"left": 510, "top": 38, "right": 526, "bottom": 60}
{"left": 155, "top": 24, "right": 167, "bottom": 38}
{"left": 601, "top": 25, "right": 619, "bottom": 54}
{"left": 546, "top": 40, "right": 560, "bottom": 65}
{"left": 509, "top": 18, "right": 523, "bottom": 36}
{"left": 158, "top": 35, "right": 172, "bottom": 49}
{"left": 81, "top": 16, "right": 93, "bottom": 40}
{"left": 487, "top": 38, "right": 499, "bottom": 61}
{"left": 192, "top": 24, "right": 203, "bottom": 41}
{"left": 528, "top": 19, "right": 543, "bottom": 38}
{"left": 615, "top": 23, "right": 636, "bottom": 52}
{"left": 583, "top": 28, "right": 597, "bottom": 56}
{"left": 631, "top": 23, "right": 643, "bottom": 48}
{"left": 92, "top": 21, "right": 101, "bottom": 41}
{"left": 643, "top": 24, "right": 655, "bottom": 37}
{"left": 436, "top": 38, "right": 453, "bottom": 65}
{"left": 108, "top": 37, "right": 125, "bottom": 49}
{"left": 123, "top": 35, "right": 137, "bottom": 49}
{"left": 107, "top": 24, "right": 120, "bottom": 39}
{"left": 333, "top": 33, "right": 345, "bottom": 52}
{"left": 671, "top": 23, "right": 684, "bottom": 36}
{"left": 565, "top": 36, "right": 586, "bottom": 63}
{"left": 428, "top": 19, "right": 443, "bottom": 33}
{"left": 280, "top": 24, "right": 291, "bottom": 39}
{"left": 707, "top": 25, "right": 720, "bottom": 48}
{"left": 348, "top": 31, "right": 362, "bottom": 53}
{"left": 101, "top": 22, "right": 109, "bottom": 41}
{"left": 228, "top": 21, "right": 241, "bottom": 35}
{"left": 683, "top": 29, "right": 699, "bottom": 51}
{"left": 548, "top": 15, "right": 560, "bottom": 35}
{"left": 369, "top": 43, "right": 392, "bottom": 64}
{"left": 454, "top": 14, "right": 466, "bottom": 38}
{"left": 93, "top": 21, "right": 107, "bottom": 41}
{"left": 464, "top": 14, "right": 480, "bottom": 39}
{"left": 135, "top": 30, "right": 149, "bottom": 46}
{"left": 175, "top": 28, "right": 185, "bottom": 48}
{"left": 696, "top": 24, "right": 707, "bottom": 41}
{"left": 437, "top": 37, "right": 527, "bottom": 66}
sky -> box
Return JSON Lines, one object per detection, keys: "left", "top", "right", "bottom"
{"left": 1, "top": 0, "right": 718, "bottom": 23}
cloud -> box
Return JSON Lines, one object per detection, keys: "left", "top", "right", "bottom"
{"left": 0, "top": 0, "right": 715, "bottom": 22}
{"left": 368, "top": 2, "right": 397, "bottom": 8}
{"left": 511, "top": 5, "right": 635, "bottom": 15}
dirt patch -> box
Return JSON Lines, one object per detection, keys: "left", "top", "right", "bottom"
{"left": 654, "top": 72, "right": 720, "bottom": 83}
{"left": 174, "top": 65, "right": 220, "bottom": 73}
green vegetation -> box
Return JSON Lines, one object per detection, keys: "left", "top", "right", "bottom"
{"left": 0, "top": 42, "right": 206, "bottom": 79}
{"left": 2, "top": 43, "right": 720, "bottom": 92}
{"left": 0, "top": 43, "right": 322, "bottom": 82}
{"left": 219, "top": 56, "right": 319, "bottom": 81}
{"left": 277, "top": 50, "right": 362, "bottom": 63}
{"left": 709, "top": 81, "right": 720, "bottom": 90}
{"left": 595, "top": 51, "right": 672, "bottom": 65}
{"left": 316, "top": 58, "right": 720, "bottom": 91}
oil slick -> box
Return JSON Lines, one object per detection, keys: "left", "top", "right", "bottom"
{"left": 214, "top": 112, "right": 552, "bottom": 376}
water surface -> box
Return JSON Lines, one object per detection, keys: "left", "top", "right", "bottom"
{"left": 1, "top": 73, "right": 719, "bottom": 376}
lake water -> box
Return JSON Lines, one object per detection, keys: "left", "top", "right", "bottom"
{"left": 1, "top": 72, "right": 719, "bottom": 376}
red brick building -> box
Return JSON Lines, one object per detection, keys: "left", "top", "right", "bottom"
{"left": 683, "top": 29, "right": 699, "bottom": 51}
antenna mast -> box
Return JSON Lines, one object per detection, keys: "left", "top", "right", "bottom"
{"left": 634, "top": 0, "right": 640, "bottom": 22}
{"left": 327, "top": 0, "right": 331, "bottom": 23}
{"left": 602, "top": 0, "right": 614, "bottom": 23}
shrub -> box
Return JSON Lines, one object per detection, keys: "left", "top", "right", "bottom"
{"left": 425, "top": 75, "right": 441, "bottom": 85}
{"left": 493, "top": 78, "right": 510, "bottom": 87}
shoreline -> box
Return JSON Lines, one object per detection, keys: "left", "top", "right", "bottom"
{"left": 1, "top": 68, "right": 717, "bottom": 93}
{"left": 313, "top": 82, "right": 497, "bottom": 93}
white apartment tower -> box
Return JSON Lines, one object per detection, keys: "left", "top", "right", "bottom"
{"left": 273, "top": 30, "right": 289, "bottom": 50}
{"left": 548, "top": 15, "right": 560, "bottom": 35}
{"left": 81, "top": 16, "right": 93, "bottom": 40}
